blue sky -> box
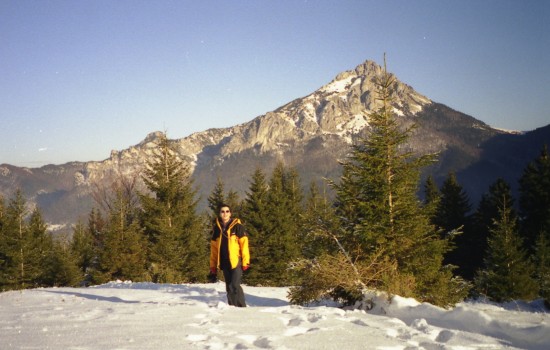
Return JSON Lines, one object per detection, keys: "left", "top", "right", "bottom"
{"left": 1, "top": 0, "right": 548, "bottom": 167}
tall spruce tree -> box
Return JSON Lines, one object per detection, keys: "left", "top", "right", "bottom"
{"left": 0, "top": 194, "right": 4, "bottom": 225}
{"left": 289, "top": 58, "right": 468, "bottom": 307}
{"left": 85, "top": 207, "right": 105, "bottom": 284}
{"left": 519, "top": 145, "right": 550, "bottom": 251}
{"left": 92, "top": 181, "right": 147, "bottom": 284}
{"left": 140, "top": 132, "right": 206, "bottom": 283}
{"left": 70, "top": 221, "right": 94, "bottom": 285}
{"left": 0, "top": 191, "right": 59, "bottom": 290}
{"left": 41, "top": 233, "right": 81, "bottom": 287}
{"left": 475, "top": 199, "right": 538, "bottom": 302}
{"left": 423, "top": 175, "right": 441, "bottom": 219}
{"left": 434, "top": 172, "right": 473, "bottom": 279}
{"left": 262, "top": 162, "right": 304, "bottom": 286}
{"left": 282, "top": 165, "right": 305, "bottom": 259}
{"left": 434, "top": 172, "right": 471, "bottom": 233}
{"left": 469, "top": 179, "right": 514, "bottom": 281}
{"left": 518, "top": 145, "right": 550, "bottom": 302}
{"left": 0, "top": 195, "right": 6, "bottom": 289}
{"left": 207, "top": 176, "right": 226, "bottom": 215}
{"left": 300, "top": 181, "right": 339, "bottom": 259}
{"left": 26, "top": 208, "right": 57, "bottom": 287}
{"left": 241, "top": 167, "right": 270, "bottom": 285}
{"left": 534, "top": 233, "right": 550, "bottom": 307}
{"left": 1, "top": 190, "right": 33, "bottom": 289}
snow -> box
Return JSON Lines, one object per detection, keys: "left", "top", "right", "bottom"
{"left": 333, "top": 114, "right": 369, "bottom": 144}
{"left": 393, "top": 107, "right": 405, "bottom": 117}
{"left": 320, "top": 75, "right": 356, "bottom": 94}
{"left": 1, "top": 281, "right": 548, "bottom": 349}
{"left": 492, "top": 127, "right": 524, "bottom": 134}
{"left": 409, "top": 103, "right": 423, "bottom": 114}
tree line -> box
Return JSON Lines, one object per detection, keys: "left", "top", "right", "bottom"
{"left": 1, "top": 62, "right": 548, "bottom": 309}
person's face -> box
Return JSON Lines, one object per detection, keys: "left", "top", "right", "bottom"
{"left": 219, "top": 207, "right": 231, "bottom": 222}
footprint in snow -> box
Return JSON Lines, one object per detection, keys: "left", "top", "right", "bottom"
{"left": 189, "top": 311, "right": 221, "bottom": 329}
{"left": 252, "top": 336, "right": 272, "bottom": 348}
{"left": 435, "top": 329, "right": 455, "bottom": 343}
{"left": 386, "top": 327, "right": 414, "bottom": 341}
{"left": 281, "top": 313, "right": 323, "bottom": 337}
{"left": 307, "top": 313, "right": 325, "bottom": 323}
{"left": 287, "top": 315, "right": 305, "bottom": 327}
{"left": 410, "top": 318, "right": 430, "bottom": 333}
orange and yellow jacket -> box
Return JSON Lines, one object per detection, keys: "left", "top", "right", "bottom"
{"left": 210, "top": 217, "right": 250, "bottom": 270}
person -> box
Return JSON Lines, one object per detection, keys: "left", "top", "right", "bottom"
{"left": 209, "top": 204, "right": 250, "bottom": 307}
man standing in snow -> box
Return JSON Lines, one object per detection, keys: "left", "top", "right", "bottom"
{"left": 209, "top": 204, "right": 250, "bottom": 307}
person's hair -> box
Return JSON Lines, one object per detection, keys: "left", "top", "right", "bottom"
{"left": 218, "top": 203, "right": 231, "bottom": 213}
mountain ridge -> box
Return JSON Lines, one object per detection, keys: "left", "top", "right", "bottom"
{"left": 0, "top": 59, "right": 547, "bottom": 231}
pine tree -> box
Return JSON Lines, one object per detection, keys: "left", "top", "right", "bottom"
{"left": 140, "top": 132, "right": 206, "bottom": 283}
{"left": 289, "top": 58, "right": 468, "bottom": 307}
{"left": 518, "top": 145, "right": 550, "bottom": 302}
{"left": 0, "top": 194, "right": 4, "bottom": 225}
{"left": 207, "top": 176, "right": 226, "bottom": 215}
{"left": 41, "top": 233, "right": 81, "bottom": 287}
{"left": 0, "top": 195, "right": 7, "bottom": 289}
{"left": 0, "top": 191, "right": 58, "bottom": 289}
{"left": 1, "top": 190, "right": 31, "bottom": 289}
{"left": 519, "top": 145, "right": 550, "bottom": 251}
{"left": 89, "top": 171, "right": 147, "bottom": 283}
{"left": 86, "top": 207, "right": 106, "bottom": 284}
{"left": 260, "top": 161, "right": 304, "bottom": 286}
{"left": 93, "top": 181, "right": 147, "bottom": 283}
{"left": 469, "top": 179, "right": 514, "bottom": 281}
{"left": 241, "top": 167, "right": 270, "bottom": 285}
{"left": 434, "top": 172, "right": 471, "bottom": 233}
{"left": 70, "top": 220, "right": 95, "bottom": 284}
{"left": 423, "top": 175, "right": 441, "bottom": 218}
{"left": 475, "top": 199, "right": 538, "bottom": 302}
{"left": 26, "top": 208, "right": 55, "bottom": 287}
{"left": 424, "top": 175, "right": 440, "bottom": 204}
{"left": 434, "top": 172, "right": 473, "bottom": 279}
{"left": 534, "top": 233, "right": 550, "bottom": 307}
{"left": 300, "top": 181, "right": 339, "bottom": 259}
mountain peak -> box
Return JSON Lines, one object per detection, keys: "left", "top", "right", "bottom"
{"left": 331, "top": 60, "right": 383, "bottom": 83}
{"left": 354, "top": 59, "right": 383, "bottom": 75}
{"left": 143, "top": 131, "right": 165, "bottom": 143}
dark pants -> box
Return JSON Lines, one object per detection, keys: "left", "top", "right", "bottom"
{"left": 221, "top": 262, "right": 246, "bottom": 307}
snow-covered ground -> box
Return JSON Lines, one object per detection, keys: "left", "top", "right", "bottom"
{"left": 1, "top": 281, "right": 548, "bottom": 349}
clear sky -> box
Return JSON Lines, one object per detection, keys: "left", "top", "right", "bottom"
{"left": 1, "top": 0, "right": 548, "bottom": 167}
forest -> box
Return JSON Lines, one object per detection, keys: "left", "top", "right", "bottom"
{"left": 1, "top": 65, "right": 548, "bottom": 309}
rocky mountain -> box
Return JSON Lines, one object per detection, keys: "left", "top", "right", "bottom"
{"left": 1, "top": 60, "right": 547, "bottom": 232}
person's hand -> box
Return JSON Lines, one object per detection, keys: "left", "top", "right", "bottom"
{"left": 242, "top": 265, "right": 249, "bottom": 271}
{"left": 207, "top": 268, "right": 218, "bottom": 283}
